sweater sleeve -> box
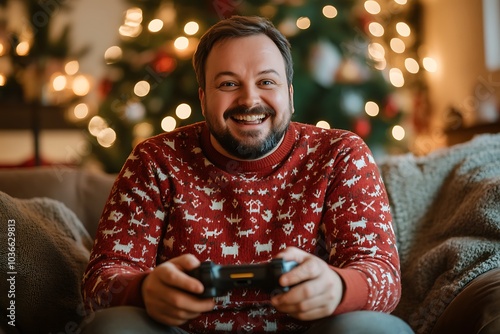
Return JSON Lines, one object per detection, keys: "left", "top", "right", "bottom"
{"left": 323, "top": 133, "right": 401, "bottom": 314}
{"left": 82, "top": 140, "right": 170, "bottom": 312}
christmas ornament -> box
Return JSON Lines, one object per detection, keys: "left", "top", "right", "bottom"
{"left": 383, "top": 95, "right": 399, "bottom": 119}
{"left": 353, "top": 117, "right": 371, "bottom": 138}
{"left": 341, "top": 89, "right": 365, "bottom": 116}
{"left": 308, "top": 39, "right": 341, "bottom": 88}
{"left": 125, "top": 101, "right": 146, "bottom": 122}
{"left": 152, "top": 50, "right": 177, "bottom": 75}
{"left": 98, "top": 78, "right": 113, "bottom": 99}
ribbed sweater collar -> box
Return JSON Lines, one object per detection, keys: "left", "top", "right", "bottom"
{"left": 200, "top": 122, "right": 297, "bottom": 174}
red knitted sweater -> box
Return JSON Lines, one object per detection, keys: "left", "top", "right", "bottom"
{"left": 82, "top": 121, "right": 401, "bottom": 333}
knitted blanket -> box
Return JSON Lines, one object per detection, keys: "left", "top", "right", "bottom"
{"left": 379, "top": 134, "right": 500, "bottom": 334}
{"left": 0, "top": 192, "right": 92, "bottom": 334}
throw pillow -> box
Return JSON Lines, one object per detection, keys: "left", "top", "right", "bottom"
{"left": 0, "top": 191, "right": 92, "bottom": 334}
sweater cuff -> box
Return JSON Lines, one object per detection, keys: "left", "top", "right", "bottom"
{"left": 110, "top": 271, "right": 150, "bottom": 308}
{"left": 330, "top": 266, "right": 369, "bottom": 314}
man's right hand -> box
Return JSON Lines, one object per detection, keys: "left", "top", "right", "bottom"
{"left": 141, "top": 254, "right": 216, "bottom": 326}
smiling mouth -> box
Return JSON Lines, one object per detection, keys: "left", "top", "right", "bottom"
{"left": 231, "top": 114, "right": 269, "bottom": 124}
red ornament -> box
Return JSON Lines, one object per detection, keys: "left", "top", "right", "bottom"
{"left": 152, "top": 51, "right": 177, "bottom": 75}
{"left": 353, "top": 118, "right": 371, "bottom": 138}
{"left": 98, "top": 78, "right": 113, "bottom": 99}
{"left": 383, "top": 97, "right": 399, "bottom": 119}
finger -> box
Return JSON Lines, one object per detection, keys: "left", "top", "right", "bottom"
{"left": 156, "top": 260, "right": 205, "bottom": 294}
{"left": 157, "top": 282, "right": 216, "bottom": 311}
{"left": 169, "top": 253, "right": 201, "bottom": 271}
{"left": 146, "top": 283, "right": 215, "bottom": 325}
{"left": 272, "top": 287, "right": 335, "bottom": 321}
{"left": 275, "top": 246, "right": 308, "bottom": 263}
{"left": 279, "top": 257, "right": 323, "bottom": 288}
{"left": 287, "top": 301, "right": 335, "bottom": 321}
{"left": 147, "top": 296, "right": 205, "bottom": 326}
{"left": 272, "top": 277, "right": 322, "bottom": 306}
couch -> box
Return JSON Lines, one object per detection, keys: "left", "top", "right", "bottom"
{"left": 0, "top": 134, "right": 499, "bottom": 334}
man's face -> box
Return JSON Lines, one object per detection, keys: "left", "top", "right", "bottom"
{"left": 199, "top": 34, "right": 294, "bottom": 160}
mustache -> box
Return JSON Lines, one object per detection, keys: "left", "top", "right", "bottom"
{"left": 223, "top": 105, "right": 276, "bottom": 120}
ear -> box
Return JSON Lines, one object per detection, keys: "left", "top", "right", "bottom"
{"left": 289, "top": 84, "right": 295, "bottom": 114}
{"left": 198, "top": 87, "right": 206, "bottom": 117}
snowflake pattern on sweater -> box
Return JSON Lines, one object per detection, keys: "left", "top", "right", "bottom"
{"left": 82, "top": 122, "right": 401, "bottom": 333}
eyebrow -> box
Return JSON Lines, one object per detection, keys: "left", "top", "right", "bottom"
{"left": 213, "top": 69, "right": 281, "bottom": 81}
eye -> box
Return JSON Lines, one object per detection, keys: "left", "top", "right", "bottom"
{"left": 259, "top": 79, "right": 276, "bottom": 88}
{"left": 218, "top": 81, "right": 238, "bottom": 91}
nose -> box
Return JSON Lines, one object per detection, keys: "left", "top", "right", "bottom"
{"left": 237, "top": 84, "right": 261, "bottom": 109}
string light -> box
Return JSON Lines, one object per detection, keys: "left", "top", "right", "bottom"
{"left": 175, "top": 103, "right": 192, "bottom": 119}
{"left": 73, "top": 103, "right": 89, "bottom": 119}
{"left": 364, "top": 1, "right": 381, "bottom": 14}
{"left": 15, "top": 41, "right": 30, "bottom": 56}
{"left": 423, "top": 57, "right": 438, "bottom": 72}
{"left": 369, "top": 22, "right": 385, "bottom": 37}
{"left": 322, "top": 6, "right": 338, "bottom": 18}
{"left": 51, "top": 73, "right": 67, "bottom": 91}
{"left": 396, "top": 22, "right": 411, "bottom": 37}
{"left": 125, "top": 7, "right": 143, "bottom": 26}
{"left": 368, "top": 42, "right": 385, "bottom": 61}
{"left": 405, "top": 58, "right": 419, "bottom": 73}
{"left": 174, "top": 36, "right": 189, "bottom": 50}
{"left": 148, "top": 19, "right": 164, "bottom": 32}
{"left": 104, "top": 46, "right": 122, "bottom": 64}
{"left": 119, "top": 7, "right": 143, "bottom": 38}
{"left": 88, "top": 116, "right": 108, "bottom": 136}
{"left": 119, "top": 24, "right": 142, "bottom": 38}
{"left": 97, "top": 127, "right": 117, "bottom": 147}
{"left": 184, "top": 21, "right": 199, "bottom": 35}
{"left": 134, "top": 80, "right": 150, "bottom": 97}
{"left": 296, "top": 17, "right": 311, "bottom": 30}
{"left": 161, "top": 116, "right": 177, "bottom": 132}
{"left": 73, "top": 75, "right": 90, "bottom": 96}
{"left": 365, "top": 101, "right": 380, "bottom": 117}
{"left": 389, "top": 68, "right": 405, "bottom": 87}
{"left": 316, "top": 121, "right": 331, "bottom": 129}
{"left": 390, "top": 37, "right": 406, "bottom": 53}
{"left": 65, "top": 61, "right": 79, "bottom": 75}
{"left": 392, "top": 125, "right": 406, "bottom": 140}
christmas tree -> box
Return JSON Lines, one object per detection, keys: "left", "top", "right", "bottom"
{"left": 0, "top": 0, "right": 90, "bottom": 165}
{"left": 90, "top": 0, "right": 414, "bottom": 173}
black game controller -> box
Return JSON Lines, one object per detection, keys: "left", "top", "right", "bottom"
{"left": 187, "top": 258, "right": 298, "bottom": 298}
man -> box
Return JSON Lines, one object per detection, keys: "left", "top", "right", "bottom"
{"left": 82, "top": 15, "right": 413, "bottom": 333}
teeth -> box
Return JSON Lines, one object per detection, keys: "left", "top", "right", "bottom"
{"left": 232, "top": 114, "right": 266, "bottom": 122}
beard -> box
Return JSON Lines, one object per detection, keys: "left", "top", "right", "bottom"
{"left": 205, "top": 102, "right": 292, "bottom": 160}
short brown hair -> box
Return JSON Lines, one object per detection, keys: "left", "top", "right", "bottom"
{"left": 193, "top": 15, "right": 293, "bottom": 90}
